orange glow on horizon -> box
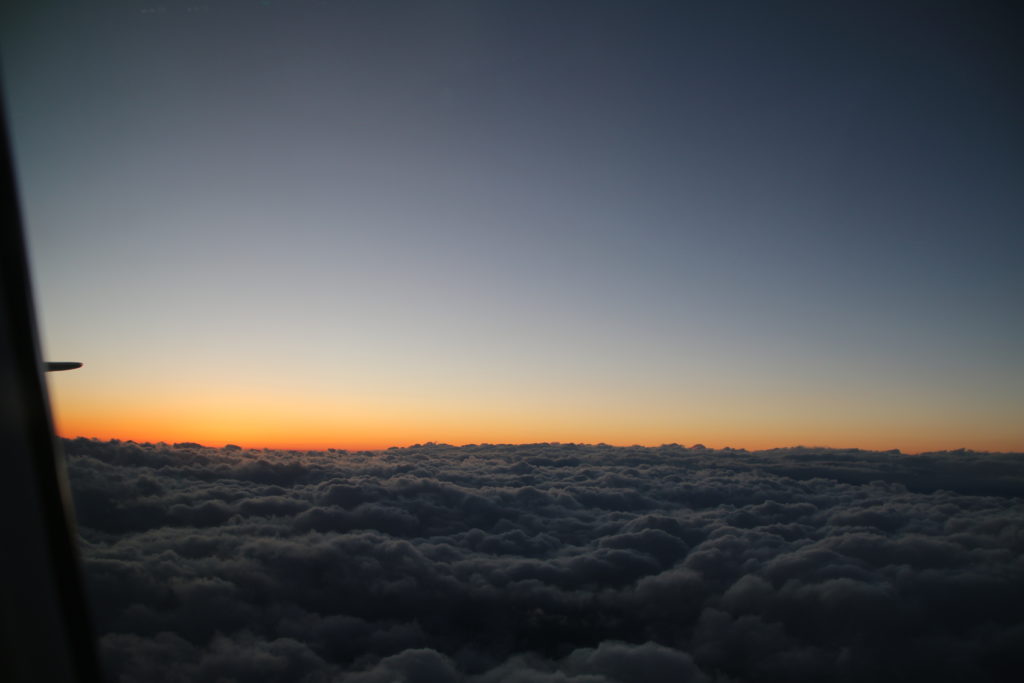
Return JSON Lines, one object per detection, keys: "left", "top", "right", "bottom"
{"left": 45, "top": 373, "right": 1024, "bottom": 455}
{"left": 53, "top": 426, "right": 1024, "bottom": 455}
{"left": 52, "top": 411, "right": 1024, "bottom": 456}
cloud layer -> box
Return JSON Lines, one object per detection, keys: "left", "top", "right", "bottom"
{"left": 64, "top": 439, "right": 1024, "bottom": 682}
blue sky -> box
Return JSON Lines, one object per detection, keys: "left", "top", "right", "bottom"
{"left": 2, "top": 1, "right": 1021, "bottom": 450}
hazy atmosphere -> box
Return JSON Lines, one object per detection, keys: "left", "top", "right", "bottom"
{"left": 2, "top": 0, "right": 1021, "bottom": 451}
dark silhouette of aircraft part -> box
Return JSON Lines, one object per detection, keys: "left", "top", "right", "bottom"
{"left": 0, "top": 85, "right": 102, "bottom": 682}
{"left": 45, "top": 362, "right": 83, "bottom": 372}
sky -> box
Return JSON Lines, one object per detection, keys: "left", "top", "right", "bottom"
{"left": 2, "top": 0, "right": 1022, "bottom": 452}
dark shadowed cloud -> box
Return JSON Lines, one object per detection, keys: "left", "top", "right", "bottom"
{"left": 63, "top": 439, "right": 1024, "bottom": 682}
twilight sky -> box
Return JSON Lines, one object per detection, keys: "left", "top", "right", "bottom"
{"left": 2, "top": 0, "right": 1022, "bottom": 451}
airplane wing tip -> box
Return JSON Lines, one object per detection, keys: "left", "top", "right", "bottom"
{"left": 44, "top": 362, "right": 83, "bottom": 372}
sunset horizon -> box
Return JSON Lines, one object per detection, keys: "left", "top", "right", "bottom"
{"left": 4, "top": 1, "right": 1022, "bottom": 681}
{"left": 50, "top": 419, "right": 1024, "bottom": 457}
{"left": 46, "top": 358, "right": 1024, "bottom": 455}
{"left": 10, "top": 0, "right": 1019, "bottom": 472}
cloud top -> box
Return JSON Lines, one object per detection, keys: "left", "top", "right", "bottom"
{"left": 64, "top": 439, "right": 1024, "bottom": 682}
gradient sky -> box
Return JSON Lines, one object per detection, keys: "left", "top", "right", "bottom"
{"left": 2, "top": 0, "right": 1022, "bottom": 452}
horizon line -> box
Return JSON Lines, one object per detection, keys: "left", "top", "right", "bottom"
{"left": 56, "top": 434, "right": 1023, "bottom": 457}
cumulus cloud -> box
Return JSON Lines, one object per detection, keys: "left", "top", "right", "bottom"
{"left": 62, "top": 438, "right": 1024, "bottom": 682}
